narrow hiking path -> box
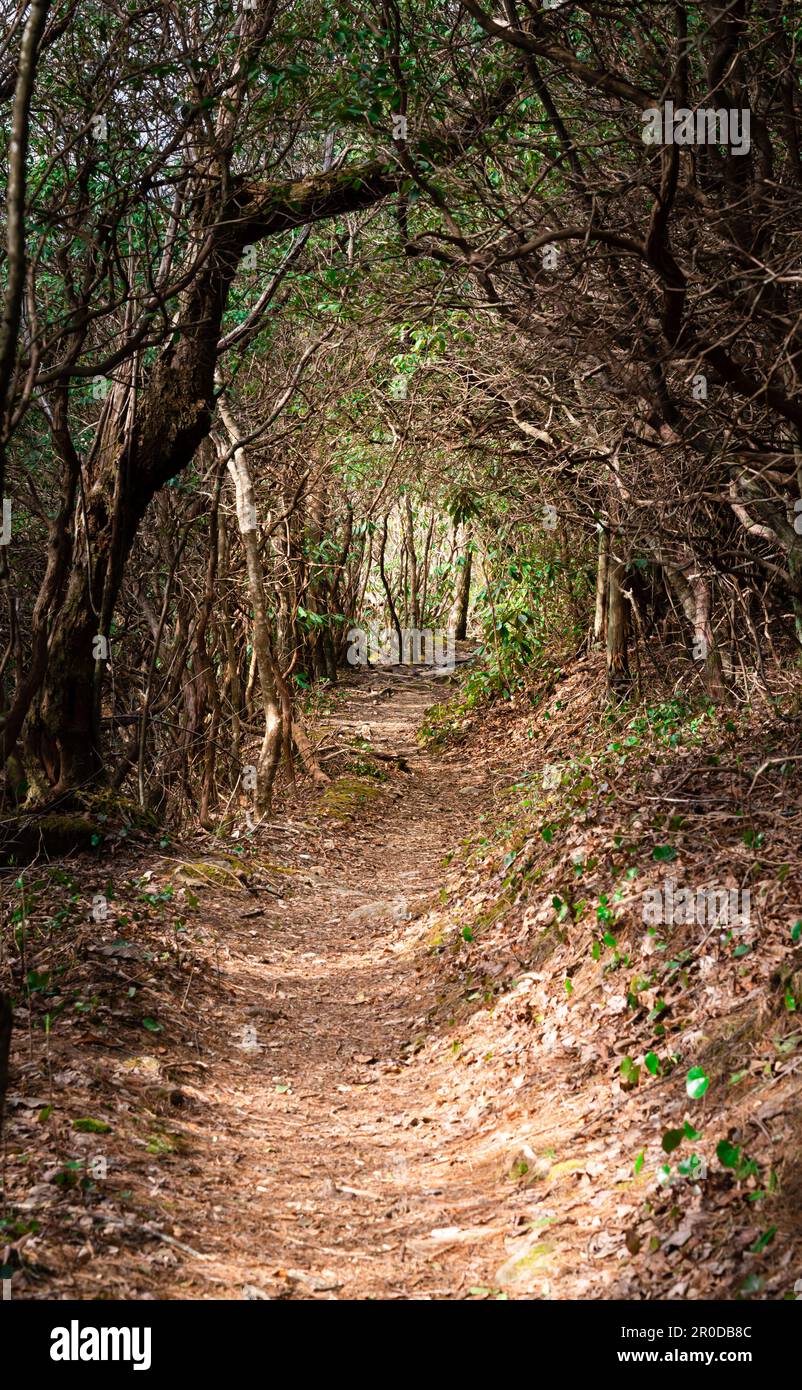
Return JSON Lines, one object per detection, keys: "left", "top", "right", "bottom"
{"left": 12, "top": 656, "right": 535, "bottom": 1301}
{"left": 160, "top": 662, "right": 501, "bottom": 1299}
{"left": 139, "top": 659, "right": 523, "bottom": 1299}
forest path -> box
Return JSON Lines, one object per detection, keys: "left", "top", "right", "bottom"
{"left": 157, "top": 657, "right": 517, "bottom": 1299}
{"left": 14, "top": 654, "right": 797, "bottom": 1304}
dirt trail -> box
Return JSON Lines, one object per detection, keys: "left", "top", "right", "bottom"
{"left": 12, "top": 657, "right": 797, "bottom": 1301}
{"left": 142, "top": 660, "right": 512, "bottom": 1299}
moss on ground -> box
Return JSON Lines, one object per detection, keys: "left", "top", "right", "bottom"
{"left": 318, "top": 776, "right": 384, "bottom": 820}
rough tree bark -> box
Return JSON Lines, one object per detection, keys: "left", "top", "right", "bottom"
{"left": 217, "top": 398, "right": 283, "bottom": 816}
{"left": 402, "top": 495, "right": 420, "bottom": 628}
{"left": 593, "top": 527, "right": 609, "bottom": 645}
{"left": 605, "top": 556, "right": 631, "bottom": 695}
{"left": 0, "top": 990, "right": 11, "bottom": 1148}
{"left": 0, "top": 0, "right": 52, "bottom": 496}
{"left": 663, "top": 558, "right": 729, "bottom": 701}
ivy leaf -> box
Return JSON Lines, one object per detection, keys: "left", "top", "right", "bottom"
{"left": 716, "top": 1139, "right": 741, "bottom": 1168}
{"left": 686, "top": 1066, "right": 710, "bottom": 1100}
{"left": 662, "top": 1128, "right": 684, "bottom": 1154}
{"left": 652, "top": 845, "right": 676, "bottom": 862}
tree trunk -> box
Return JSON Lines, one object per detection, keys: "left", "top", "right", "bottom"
{"left": 219, "top": 399, "right": 283, "bottom": 816}
{"left": 378, "top": 514, "right": 403, "bottom": 653}
{"left": 292, "top": 717, "right": 330, "bottom": 787}
{"left": 450, "top": 529, "right": 473, "bottom": 640}
{"left": 593, "top": 526, "right": 609, "bottom": 645}
{"left": 402, "top": 495, "right": 420, "bottom": 628}
{"left": 0, "top": 991, "right": 11, "bottom": 1148}
{"left": 20, "top": 232, "right": 234, "bottom": 795}
{"left": 663, "top": 559, "right": 729, "bottom": 701}
{"left": 606, "top": 557, "right": 631, "bottom": 695}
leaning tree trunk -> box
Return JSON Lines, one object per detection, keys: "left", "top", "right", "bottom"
{"left": 20, "top": 225, "right": 238, "bottom": 796}
{"left": 23, "top": 369, "right": 217, "bottom": 796}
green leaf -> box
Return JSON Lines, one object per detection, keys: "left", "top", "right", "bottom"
{"left": 686, "top": 1066, "right": 710, "bottom": 1100}
{"left": 644, "top": 1051, "right": 661, "bottom": 1076}
{"left": 633, "top": 1150, "right": 645, "bottom": 1176}
{"left": 652, "top": 845, "right": 677, "bottom": 862}
{"left": 620, "top": 1056, "right": 640, "bottom": 1087}
{"left": 662, "top": 1128, "right": 684, "bottom": 1154}
{"left": 716, "top": 1139, "right": 741, "bottom": 1169}
{"left": 749, "top": 1225, "right": 776, "bottom": 1254}
{"left": 791, "top": 921, "right": 802, "bottom": 944}
{"left": 142, "top": 1017, "right": 163, "bottom": 1032}
{"left": 73, "top": 1117, "right": 111, "bottom": 1134}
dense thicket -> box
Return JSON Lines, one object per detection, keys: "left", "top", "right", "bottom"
{"left": 1, "top": 0, "right": 801, "bottom": 825}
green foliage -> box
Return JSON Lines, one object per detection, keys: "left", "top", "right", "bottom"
{"left": 686, "top": 1066, "right": 710, "bottom": 1100}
